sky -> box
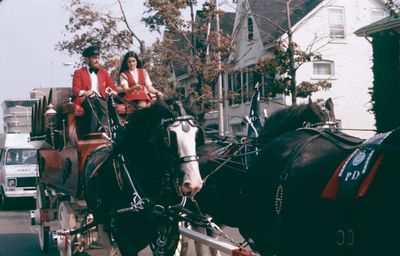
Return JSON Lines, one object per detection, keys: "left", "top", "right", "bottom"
{"left": 0, "top": 0, "right": 236, "bottom": 131}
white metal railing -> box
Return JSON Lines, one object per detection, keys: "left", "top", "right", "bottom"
{"left": 179, "top": 226, "right": 255, "bottom": 256}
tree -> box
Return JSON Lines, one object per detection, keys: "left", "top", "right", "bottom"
{"left": 254, "top": 0, "right": 331, "bottom": 104}
{"left": 370, "top": 0, "right": 400, "bottom": 132}
{"left": 56, "top": 0, "right": 231, "bottom": 101}
{"left": 142, "top": 0, "right": 231, "bottom": 100}
{"left": 141, "top": 38, "right": 177, "bottom": 97}
{"left": 256, "top": 40, "right": 331, "bottom": 100}
{"left": 55, "top": 0, "right": 143, "bottom": 75}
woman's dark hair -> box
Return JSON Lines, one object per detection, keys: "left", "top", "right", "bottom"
{"left": 119, "top": 51, "right": 143, "bottom": 74}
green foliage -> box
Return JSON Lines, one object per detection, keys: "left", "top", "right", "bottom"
{"left": 371, "top": 35, "right": 400, "bottom": 132}
{"left": 256, "top": 41, "right": 331, "bottom": 98}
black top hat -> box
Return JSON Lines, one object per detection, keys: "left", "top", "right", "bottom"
{"left": 82, "top": 46, "right": 100, "bottom": 57}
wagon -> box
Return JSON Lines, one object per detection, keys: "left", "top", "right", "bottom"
{"left": 29, "top": 87, "right": 126, "bottom": 254}
{"left": 29, "top": 87, "right": 258, "bottom": 256}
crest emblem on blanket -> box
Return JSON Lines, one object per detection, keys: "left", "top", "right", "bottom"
{"left": 321, "top": 130, "right": 393, "bottom": 201}
{"left": 352, "top": 151, "right": 366, "bottom": 166}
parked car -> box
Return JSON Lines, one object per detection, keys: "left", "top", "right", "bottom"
{"left": 0, "top": 133, "right": 38, "bottom": 209}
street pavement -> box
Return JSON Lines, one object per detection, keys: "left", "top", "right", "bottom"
{"left": 0, "top": 198, "right": 57, "bottom": 256}
{"left": 0, "top": 199, "right": 245, "bottom": 256}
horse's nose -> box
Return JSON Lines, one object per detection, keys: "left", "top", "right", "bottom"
{"left": 181, "top": 180, "right": 203, "bottom": 197}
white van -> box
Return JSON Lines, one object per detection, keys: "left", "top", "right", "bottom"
{"left": 0, "top": 133, "right": 38, "bottom": 208}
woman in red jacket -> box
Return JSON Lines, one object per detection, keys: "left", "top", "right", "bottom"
{"left": 118, "top": 51, "right": 162, "bottom": 108}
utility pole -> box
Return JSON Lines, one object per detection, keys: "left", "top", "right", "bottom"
{"left": 286, "top": 0, "right": 297, "bottom": 105}
{"left": 189, "top": 0, "right": 196, "bottom": 57}
{"left": 214, "top": 0, "right": 225, "bottom": 136}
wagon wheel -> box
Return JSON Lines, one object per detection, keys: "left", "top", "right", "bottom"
{"left": 58, "top": 201, "right": 79, "bottom": 256}
{"left": 36, "top": 183, "right": 50, "bottom": 252}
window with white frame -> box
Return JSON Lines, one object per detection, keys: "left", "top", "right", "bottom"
{"left": 313, "top": 60, "right": 334, "bottom": 77}
{"left": 328, "top": 7, "right": 345, "bottom": 39}
{"left": 370, "top": 9, "right": 386, "bottom": 23}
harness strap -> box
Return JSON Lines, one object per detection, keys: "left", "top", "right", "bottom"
{"left": 273, "top": 132, "right": 322, "bottom": 254}
{"left": 180, "top": 155, "right": 199, "bottom": 163}
{"left": 202, "top": 144, "right": 247, "bottom": 183}
{"left": 161, "top": 115, "right": 195, "bottom": 127}
{"left": 300, "top": 128, "right": 363, "bottom": 150}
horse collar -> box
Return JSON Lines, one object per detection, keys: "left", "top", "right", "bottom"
{"left": 115, "top": 154, "right": 187, "bottom": 219}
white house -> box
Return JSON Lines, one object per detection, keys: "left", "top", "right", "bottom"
{"left": 225, "top": 0, "right": 388, "bottom": 138}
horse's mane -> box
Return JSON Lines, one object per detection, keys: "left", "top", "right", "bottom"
{"left": 258, "top": 103, "right": 324, "bottom": 143}
{"left": 117, "top": 101, "right": 174, "bottom": 152}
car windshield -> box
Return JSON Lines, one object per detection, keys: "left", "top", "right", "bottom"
{"left": 6, "top": 149, "right": 37, "bottom": 165}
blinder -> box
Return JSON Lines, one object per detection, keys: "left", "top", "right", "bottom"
{"left": 160, "top": 115, "right": 202, "bottom": 164}
{"left": 161, "top": 115, "right": 200, "bottom": 149}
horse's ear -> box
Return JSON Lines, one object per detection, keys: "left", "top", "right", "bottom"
{"left": 185, "top": 93, "right": 204, "bottom": 116}
{"left": 185, "top": 93, "right": 196, "bottom": 108}
{"left": 325, "top": 98, "right": 335, "bottom": 119}
{"left": 308, "top": 96, "right": 313, "bottom": 105}
{"left": 157, "top": 97, "right": 176, "bottom": 115}
{"left": 325, "top": 98, "right": 333, "bottom": 110}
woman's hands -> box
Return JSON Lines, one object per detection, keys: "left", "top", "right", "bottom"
{"left": 125, "top": 85, "right": 142, "bottom": 93}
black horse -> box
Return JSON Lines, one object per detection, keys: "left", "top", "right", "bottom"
{"left": 192, "top": 99, "right": 337, "bottom": 249}
{"left": 239, "top": 126, "right": 363, "bottom": 256}
{"left": 84, "top": 98, "right": 204, "bottom": 256}
{"left": 240, "top": 123, "right": 400, "bottom": 256}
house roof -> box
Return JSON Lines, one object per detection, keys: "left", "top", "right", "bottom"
{"left": 249, "top": 0, "right": 323, "bottom": 44}
{"left": 355, "top": 15, "right": 400, "bottom": 37}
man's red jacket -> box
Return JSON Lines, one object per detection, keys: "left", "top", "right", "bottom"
{"left": 72, "top": 67, "right": 116, "bottom": 106}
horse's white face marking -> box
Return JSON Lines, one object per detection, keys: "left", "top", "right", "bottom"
{"left": 168, "top": 121, "right": 203, "bottom": 196}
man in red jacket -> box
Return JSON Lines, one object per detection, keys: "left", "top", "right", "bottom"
{"left": 72, "top": 45, "right": 117, "bottom": 134}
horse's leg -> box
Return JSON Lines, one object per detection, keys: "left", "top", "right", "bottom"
{"left": 193, "top": 226, "right": 208, "bottom": 256}
{"left": 97, "top": 224, "right": 117, "bottom": 255}
{"left": 206, "top": 227, "right": 222, "bottom": 256}
{"left": 113, "top": 228, "right": 140, "bottom": 256}
{"left": 175, "top": 222, "right": 189, "bottom": 256}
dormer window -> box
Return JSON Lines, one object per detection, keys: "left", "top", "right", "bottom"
{"left": 248, "top": 16, "right": 254, "bottom": 41}
{"left": 328, "top": 7, "right": 345, "bottom": 40}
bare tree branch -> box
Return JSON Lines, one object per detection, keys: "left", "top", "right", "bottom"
{"left": 117, "top": 0, "right": 145, "bottom": 52}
